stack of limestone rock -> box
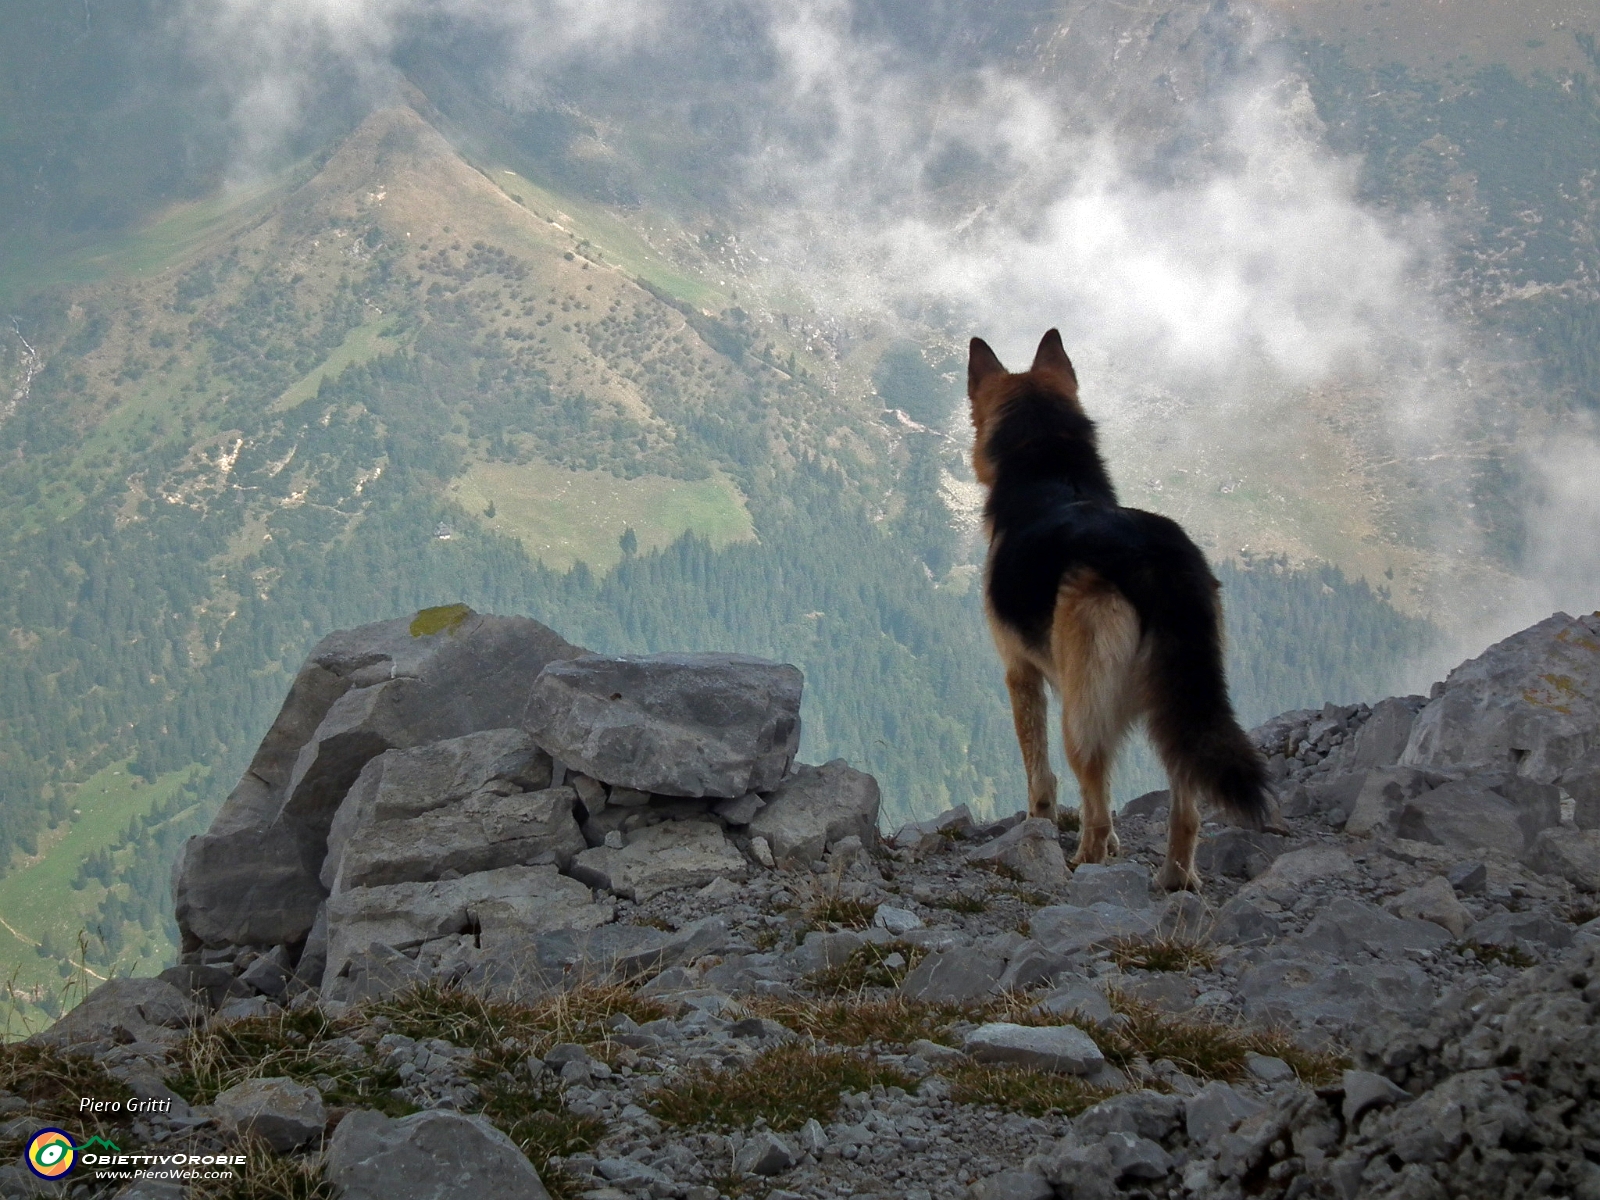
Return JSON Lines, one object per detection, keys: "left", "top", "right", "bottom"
{"left": 166, "top": 605, "right": 879, "bottom": 1009}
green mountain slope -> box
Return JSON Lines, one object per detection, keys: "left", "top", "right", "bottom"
{"left": 0, "top": 97, "right": 1439, "bottom": 1030}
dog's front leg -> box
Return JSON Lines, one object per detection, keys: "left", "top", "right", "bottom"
{"left": 1005, "top": 664, "right": 1058, "bottom": 819}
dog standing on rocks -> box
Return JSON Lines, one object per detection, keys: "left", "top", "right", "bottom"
{"left": 968, "top": 329, "right": 1268, "bottom": 890}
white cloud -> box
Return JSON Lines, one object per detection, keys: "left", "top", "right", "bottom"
{"left": 179, "top": 0, "right": 1598, "bottom": 662}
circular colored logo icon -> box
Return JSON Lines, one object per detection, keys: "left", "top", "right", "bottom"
{"left": 26, "top": 1129, "right": 76, "bottom": 1179}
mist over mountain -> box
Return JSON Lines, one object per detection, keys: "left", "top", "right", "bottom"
{"left": 0, "top": 0, "right": 1595, "bottom": 1020}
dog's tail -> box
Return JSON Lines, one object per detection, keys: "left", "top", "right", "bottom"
{"left": 1134, "top": 529, "right": 1270, "bottom": 830}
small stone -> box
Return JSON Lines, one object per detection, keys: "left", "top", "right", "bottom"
{"left": 1385, "top": 875, "right": 1472, "bottom": 937}
{"left": 734, "top": 1129, "right": 797, "bottom": 1175}
{"left": 967, "top": 818, "right": 1069, "bottom": 886}
{"left": 714, "top": 792, "right": 766, "bottom": 825}
{"left": 1341, "top": 1069, "right": 1410, "bottom": 1124}
{"left": 964, "top": 1022, "right": 1105, "bottom": 1075}
{"left": 873, "top": 904, "right": 923, "bottom": 934}
{"left": 1184, "top": 1081, "right": 1264, "bottom": 1149}
{"left": 796, "top": 1117, "right": 828, "bottom": 1155}
{"left": 751, "top": 836, "right": 776, "bottom": 868}
{"left": 1068, "top": 862, "right": 1151, "bottom": 909}
{"left": 969, "top": 1169, "right": 1054, "bottom": 1200}
{"left": 1104, "top": 1131, "right": 1173, "bottom": 1182}
{"left": 1244, "top": 1053, "right": 1295, "bottom": 1083}
{"left": 211, "top": 1077, "right": 326, "bottom": 1152}
{"left": 1447, "top": 860, "right": 1487, "bottom": 895}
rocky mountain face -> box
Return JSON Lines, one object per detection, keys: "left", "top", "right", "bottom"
{"left": 4, "top": 608, "right": 1598, "bottom": 1200}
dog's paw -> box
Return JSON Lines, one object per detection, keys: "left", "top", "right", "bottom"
{"left": 1071, "top": 834, "right": 1112, "bottom": 867}
{"left": 1155, "top": 858, "right": 1202, "bottom": 892}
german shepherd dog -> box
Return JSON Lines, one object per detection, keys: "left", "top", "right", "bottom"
{"left": 969, "top": 330, "right": 1267, "bottom": 890}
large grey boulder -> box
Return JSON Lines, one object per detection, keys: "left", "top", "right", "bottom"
{"left": 459, "top": 916, "right": 731, "bottom": 997}
{"left": 322, "top": 730, "right": 551, "bottom": 888}
{"left": 1347, "top": 770, "right": 1560, "bottom": 854}
{"left": 175, "top": 609, "right": 582, "bottom": 949}
{"left": 746, "top": 759, "right": 881, "bottom": 866}
{"left": 1068, "top": 862, "right": 1152, "bottom": 909}
{"left": 323, "top": 865, "right": 611, "bottom": 990}
{"left": 1030, "top": 903, "right": 1157, "bottom": 956}
{"left": 211, "top": 1077, "right": 325, "bottom": 1152}
{"left": 568, "top": 819, "right": 750, "bottom": 901}
{"left": 525, "top": 652, "right": 802, "bottom": 798}
{"left": 1297, "top": 896, "right": 1452, "bottom": 957}
{"left": 1557, "top": 751, "right": 1600, "bottom": 829}
{"left": 1402, "top": 611, "right": 1600, "bottom": 782}
{"left": 28, "top": 978, "right": 200, "bottom": 1048}
{"left": 1350, "top": 697, "right": 1420, "bottom": 769}
{"left": 1238, "top": 952, "right": 1434, "bottom": 1037}
{"left": 899, "top": 945, "right": 1008, "bottom": 1003}
{"left": 1528, "top": 828, "right": 1600, "bottom": 891}
{"left": 1385, "top": 875, "right": 1474, "bottom": 937}
{"left": 325, "top": 1108, "right": 551, "bottom": 1200}
{"left": 328, "top": 780, "right": 584, "bottom": 892}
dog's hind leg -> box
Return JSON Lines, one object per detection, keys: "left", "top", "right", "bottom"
{"left": 1054, "top": 573, "right": 1141, "bottom": 865}
{"left": 1003, "top": 660, "right": 1058, "bottom": 820}
{"left": 1156, "top": 781, "right": 1203, "bottom": 892}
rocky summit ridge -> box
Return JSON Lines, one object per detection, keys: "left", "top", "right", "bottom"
{"left": 4, "top": 606, "right": 1600, "bottom": 1200}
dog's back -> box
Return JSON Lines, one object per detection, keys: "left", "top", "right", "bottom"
{"left": 970, "top": 330, "right": 1267, "bottom": 889}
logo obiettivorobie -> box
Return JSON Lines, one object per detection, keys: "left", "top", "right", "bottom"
{"left": 25, "top": 1128, "right": 76, "bottom": 1179}
{"left": 25, "top": 1130, "right": 120, "bottom": 1179}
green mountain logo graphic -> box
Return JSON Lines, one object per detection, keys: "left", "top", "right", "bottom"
{"left": 73, "top": 1136, "right": 122, "bottom": 1154}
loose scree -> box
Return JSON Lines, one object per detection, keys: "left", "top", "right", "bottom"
{"left": 968, "top": 329, "right": 1269, "bottom": 891}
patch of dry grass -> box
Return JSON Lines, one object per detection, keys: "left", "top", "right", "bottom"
{"left": 924, "top": 893, "right": 987, "bottom": 914}
{"left": 207, "top": 1137, "right": 338, "bottom": 1200}
{"left": 1096, "top": 993, "right": 1345, "bottom": 1086}
{"left": 977, "top": 991, "right": 1345, "bottom": 1088}
{"left": 169, "top": 1006, "right": 409, "bottom": 1113}
{"left": 1458, "top": 940, "right": 1537, "bottom": 969}
{"left": 647, "top": 1041, "right": 914, "bottom": 1131}
{"left": 947, "top": 1062, "right": 1114, "bottom": 1117}
{"left": 806, "top": 896, "right": 879, "bottom": 931}
{"left": 1109, "top": 935, "right": 1219, "bottom": 973}
{"left": 808, "top": 941, "right": 926, "bottom": 993}
{"left": 0, "top": 1042, "right": 138, "bottom": 1163}
{"left": 359, "top": 981, "right": 668, "bottom": 1064}
{"left": 745, "top": 995, "right": 968, "bottom": 1048}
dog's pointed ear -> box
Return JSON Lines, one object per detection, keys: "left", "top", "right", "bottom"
{"left": 968, "top": 337, "right": 1006, "bottom": 397}
{"left": 1031, "top": 329, "right": 1077, "bottom": 390}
